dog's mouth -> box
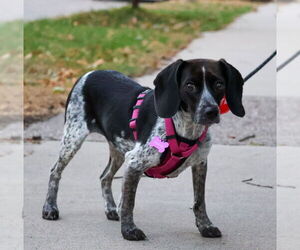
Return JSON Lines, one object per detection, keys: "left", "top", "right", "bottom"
{"left": 193, "top": 114, "right": 220, "bottom": 126}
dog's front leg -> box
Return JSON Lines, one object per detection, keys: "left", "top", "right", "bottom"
{"left": 192, "top": 160, "right": 222, "bottom": 238}
{"left": 120, "top": 161, "right": 146, "bottom": 241}
{"left": 120, "top": 142, "right": 161, "bottom": 241}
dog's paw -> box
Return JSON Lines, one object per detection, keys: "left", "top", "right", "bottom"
{"left": 106, "top": 210, "right": 119, "bottom": 221}
{"left": 42, "top": 203, "right": 59, "bottom": 220}
{"left": 200, "top": 226, "right": 222, "bottom": 238}
{"left": 122, "top": 226, "right": 147, "bottom": 241}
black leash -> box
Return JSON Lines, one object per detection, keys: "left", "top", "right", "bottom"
{"left": 243, "top": 49, "right": 300, "bottom": 81}
{"left": 243, "top": 50, "right": 277, "bottom": 82}
{"left": 277, "top": 50, "right": 300, "bottom": 72}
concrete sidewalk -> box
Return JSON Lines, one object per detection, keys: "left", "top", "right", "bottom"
{"left": 24, "top": 141, "right": 276, "bottom": 250}
{"left": 0, "top": 142, "right": 23, "bottom": 250}
{"left": 0, "top": 0, "right": 23, "bottom": 22}
{"left": 25, "top": 0, "right": 126, "bottom": 21}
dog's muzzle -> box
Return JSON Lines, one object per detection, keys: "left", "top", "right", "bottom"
{"left": 194, "top": 105, "right": 220, "bottom": 125}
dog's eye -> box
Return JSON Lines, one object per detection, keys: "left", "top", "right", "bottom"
{"left": 186, "top": 83, "right": 196, "bottom": 93}
{"left": 214, "top": 81, "right": 224, "bottom": 91}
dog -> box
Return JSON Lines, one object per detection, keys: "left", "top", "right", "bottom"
{"left": 42, "top": 58, "right": 245, "bottom": 241}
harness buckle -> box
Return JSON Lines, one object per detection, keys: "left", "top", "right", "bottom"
{"left": 170, "top": 152, "right": 185, "bottom": 160}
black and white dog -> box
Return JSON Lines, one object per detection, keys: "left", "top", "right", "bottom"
{"left": 42, "top": 59, "right": 245, "bottom": 241}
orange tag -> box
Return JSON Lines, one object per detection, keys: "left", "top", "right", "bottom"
{"left": 219, "top": 97, "right": 230, "bottom": 114}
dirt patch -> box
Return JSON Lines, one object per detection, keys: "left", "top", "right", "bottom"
{"left": 0, "top": 85, "right": 22, "bottom": 116}
{"left": 24, "top": 85, "right": 70, "bottom": 126}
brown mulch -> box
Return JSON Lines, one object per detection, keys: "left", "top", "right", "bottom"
{"left": 0, "top": 84, "right": 70, "bottom": 126}
{"left": 24, "top": 85, "right": 70, "bottom": 125}
{"left": 0, "top": 85, "right": 22, "bottom": 116}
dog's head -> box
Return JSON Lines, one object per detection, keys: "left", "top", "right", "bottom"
{"left": 153, "top": 59, "right": 245, "bottom": 125}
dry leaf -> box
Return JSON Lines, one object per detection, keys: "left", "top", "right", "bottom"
{"left": 89, "top": 58, "right": 105, "bottom": 68}
{"left": 53, "top": 86, "right": 66, "bottom": 93}
{"left": 66, "top": 34, "right": 74, "bottom": 40}
{"left": 131, "top": 17, "right": 138, "bottom": 24}
{"left": 76, "top": 59, "right": 88, "bottom": 65}
{"left": 25, "top": 53, "right": 32, "bottom": 60}
{"left": 122, "top": 47, "right": 132, "bottom": 55}
{"left": 0, "top": 53, "right": 11, "bottom": 59}
{"left": 58, "top": 68, "right": 77, "bottom": 79}
{"left": 173, "top": 23, "right": 185, "bottom": 30}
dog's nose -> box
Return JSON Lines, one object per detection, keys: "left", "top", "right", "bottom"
{"left": 205, "top": 107, "right": 219, "bottom": 120}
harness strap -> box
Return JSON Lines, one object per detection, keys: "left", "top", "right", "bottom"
{"left": 164, "top": 118, "right": 181, "bottom": 154}
{"left": 145, "top": 154, "right": 185, "bottom": 178}
{"left": 181, "top": 126, "right": 208, "bottom": 157}
{"left": 165, "top": 118, "right": 208, "bottom": 157}
{"left": 129, "top": 89, "right": 151, "bottom": 140}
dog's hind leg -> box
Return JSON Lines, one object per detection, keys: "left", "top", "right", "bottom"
{"left": 42, "top": 119, "right": 89, "bottom": 220}
{"left": 42, "top": 73, "right": 91, "bottom": 220}
{"left": 100, "top": 144, "right": 124, "bottom": 221}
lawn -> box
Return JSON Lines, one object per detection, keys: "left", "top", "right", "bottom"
{"left": 0, "top": 21, "right": 23, "bottom": 85}
{"left": 24, "top": 0, "right": 253, "bottom": 123}
{"left": 0, "top": 21, "right": 23, "bottom": 119}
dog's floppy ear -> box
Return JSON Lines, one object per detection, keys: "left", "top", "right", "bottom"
{"left": 219, "top": 59, "right": 245, "bottom": 117}
{"left": 154, "top": 59, "right": 184, "bottom": 118}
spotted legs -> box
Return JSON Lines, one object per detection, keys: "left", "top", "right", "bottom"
{"left": 120, "top": 163, "right": 146, "bottom": 241}
{"left": 100, "top": 145, "right": 124, "bottom": 221}
{"left": 42, "top": 119, "right": 89, "bottom": 220}
{"left": 192, "top": 160, "right": 222, "bottom": 237}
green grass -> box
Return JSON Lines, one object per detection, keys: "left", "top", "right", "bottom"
{"left": 0, "top": 21, "right": 23, "bottom": 85}
{"left": 0, "top": 21, "right": 23, "bottom": 55}
{"left": 24, "top": 1, "right": 252, "bottom": 86}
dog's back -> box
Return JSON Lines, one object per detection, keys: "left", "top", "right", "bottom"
{"left": 65, "top": 70, "right": 147, "bottom": 142}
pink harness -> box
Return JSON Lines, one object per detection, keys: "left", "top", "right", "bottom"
{"left": 129, "top": 90, "right": 208, "bottom": 178}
